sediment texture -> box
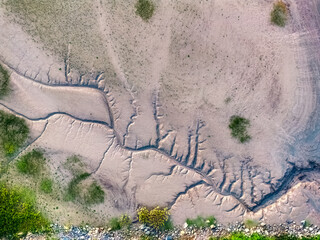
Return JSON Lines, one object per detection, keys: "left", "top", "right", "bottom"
{"left": 1, "top": 0, "right": 320, "bottom": 225}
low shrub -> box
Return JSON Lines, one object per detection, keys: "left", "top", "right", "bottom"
{"left": 229, "top": 115, "right": 251, "bottom": 143}
{"left": 0, "top": 110, "right": 29, "bottom": 156}
{"left": 0, "top": 64, "right": 10, "bottom": 97}
{"left": 137, "top": 206, "right": 170, "bottom": 229}
{"left": 16, "top": 149, "right": 46, "bottom": 176}
{"left": 186, "top": 215, "right": 216, "bottom": 229}
{"left": 135, "top": 0, "right": 155, "bottom": 21}
{"left": 137, "top": 206, "right": 150, "bottom": 224}
{"left": 40, "top": 178, "right": 53, "bottom": 194}
{"left": 0, "top": 184, "right": 50, "bottom": 239}
{"left": 271, "top": 1, "right": 288, "bottom": 27}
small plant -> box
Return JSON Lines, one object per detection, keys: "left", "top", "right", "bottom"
{"left": 185, "top": 216, "right": 216, "bottom": 229}
{"left": 148, "top": 206, "right": 170, "bottom": 229}
{"left": 16, "top": 149, "right": 46, "bottom": 176}
{"left": 271, "top": 1, "right": 288, "bottom": 27}
{"left": 229, "top": 115, "right": 251, "bottom": 143}
{"left": 83, "top": 181, "right": 105, "bottom": 205}
{"left": 40, "top": 178, "right": 53, "bottom": 194}
{"left": 244, "top": 219, "right": 259, "bottom": 229}
{"left": 0, "top": 110, "right": 29, "bottom": 156}
{"left": 137, "top": 206, "right": 150, "bottom": 224}
{"left": 137, "top": 206, "right": 170, "bottom": 229}
{"left": 135, "top": 0, "right": 155, "bottom": 21}
{"left": 0, "top": 64, "right": 10, "bottom": 98}
{"left": 0, "top": 184, "right": 50, "bottom": 238}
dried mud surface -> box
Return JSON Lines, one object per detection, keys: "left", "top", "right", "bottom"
{"left": 1, "top": 0, "right": 320, "bottom": 226}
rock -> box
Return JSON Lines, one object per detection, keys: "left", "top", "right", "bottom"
{"left": 183, "top": 222, "right": 188, "bottom": 229}
{"left": 180, "top": 231, "right": 185, "bottom": 236}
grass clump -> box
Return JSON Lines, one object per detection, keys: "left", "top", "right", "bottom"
{"left": 271, "top": 1, "right": 288, "bottom": 27}
{"left": 65, "top": 172, "right": 90, "bottom": 202}
{"left": 83, "top": 181, "right": 105, "bottom": 205}
{"left": 108, "top": 217, "right": 121, "bottom": 231}
{"left": 40, "top": 178, "right": 53, "bottom": 194}
{"left": 0, "top": 64, "right": 10, "bottom": 98}
{"left": 229, "top": 116, "right": 251, "bottom": 143}
{"left": 16, "top": 149, "right": 45, "bottom": 176}
{"left": 135, "top": 0, "right": 155, "bottom": 21}
{"left": 107, "top": 214, "right": 132, "bottom": 231}
{"left": 65, "top": 172, "right": 105, "bottom": 205}
{"left": 160, "top": 218, "right": 174, "bottom": 231}
{"left": 0, "top": 184, "right": 50, "bottom": 239}
{"left": 0, "top": 110, "right": 29, "bottom": 156}
{"left": 185, "top": 216, "right": 216, "bottom": 229}
{"left": 64, "top": 155, "right": 86, "bottom": 176}
{"left": 137, "top": 206, "right": 170, "bottom": 229}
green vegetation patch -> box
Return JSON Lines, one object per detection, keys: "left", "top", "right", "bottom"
{"left": 0, "top": 184, "right": 50, "bottom": 239}
{"left": 135, "top": 0, "right": 155, "bottom": 21}
{"left": 0, "top": 110, "right": 29, "bottom": 156}
{"left": 40, "top": 178, "right": 53, "bottom": 194}
{"left": 229, "top": 116, "right": 251, "bottom": 143}
{"left": 137, "top": 206, "right": 170, "bottom": 229}
{"left": 160, "top": 218, "right": 174, "bottom": 231}
{"left": 0, "top": 64, "right": 10, "bottom": 98}
{"left": 271, "top": 1, "right": 288, "bottom": 27}
{"left": 186, "top": 215, "right": 216, "bottom": 229}
{"left": 108, "top": 214, "right": 132, "bottom": 231}
{"left": 64, "top": 155, "right": 86, "bottom": 176}
{"left": 83, "top": 181, "right": 105, "bottom": 205}
{"left": 16, "top": 149, "right": 46, "bottom": 176}
{"left": 65, "top": 172, "right": 90, "bottom": 202}
{"left": 65, "top": 172, "right": 105, "bottom": 205}
{"left": 244, "top": 219, "right": 259, "bottom": 229}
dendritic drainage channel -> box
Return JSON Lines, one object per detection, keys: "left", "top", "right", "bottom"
{"left": 1, "top": 59, "right": 320, "bottom": 217}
